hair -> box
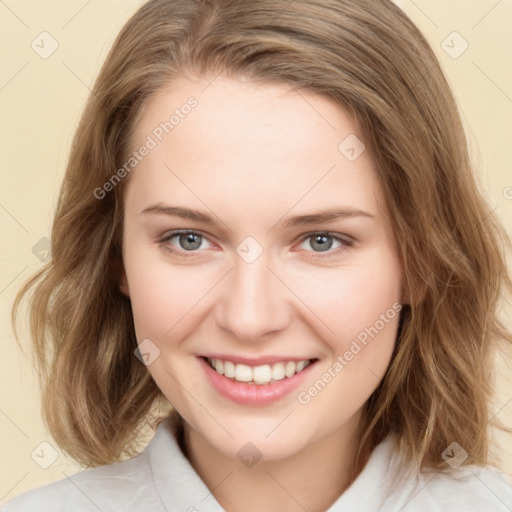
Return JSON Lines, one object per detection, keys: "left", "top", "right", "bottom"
{"left": 12, "top": 0, "right": 512, "bottom": 475}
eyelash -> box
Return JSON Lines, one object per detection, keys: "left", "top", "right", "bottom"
{"left": 158, "top": 230, "right": 354, "bottom": 259}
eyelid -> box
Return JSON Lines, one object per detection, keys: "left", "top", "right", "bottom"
{"left": 294, "top": 231, "right": 354, "bottom": 258}
{"left": 296, "top": 230, "right": 354, "bottom": 244}
{"left": 158, "top": 229, "right": 354, "bottom": 258}
{"left": 159, "top": 229, "right": 217, "bottom": 249}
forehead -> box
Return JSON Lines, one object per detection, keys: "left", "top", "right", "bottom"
{"left": 126, "top": 74, "right": 387, "bottom": 225}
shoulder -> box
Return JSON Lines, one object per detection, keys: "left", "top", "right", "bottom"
{"left": 380, "top": 451, "right": 512, "bottom": 512}
{"left": 402, "top": 464, "right": 512, "bottom": 512}
{"left": 1, "top": 448, "right": 162, "bottom": 512}
{"left": 343, "top": 436, "right": 512, "bottom": 511}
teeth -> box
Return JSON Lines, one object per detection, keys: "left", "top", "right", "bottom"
{"left": 272, "top": 363, "right": 285, "bottom": 381}
{"left": 213, "top": 359, "right": 224, "bottom": 375}
{"left": 224, "top": 360, "right": 235, "bottom": 378}
{"left": 284, "top": 361, "right": 296, "bottom": 378}
{"left": 208, "top": 357, "right": 312, "bottom": 385}
{"left": 235, "top": 364, "right": 253, "bottom": 382}
{"left": 253, "top": 364, "right": 272, "bottom": 384}
{"left": 296, "top": 360, "right": 307, "bottom": 372}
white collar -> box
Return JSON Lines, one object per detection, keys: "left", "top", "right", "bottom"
{"left": 146, "top": 416, "right": 398, "bottom": 511}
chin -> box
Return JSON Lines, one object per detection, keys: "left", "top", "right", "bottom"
{"left": 199, "top": 415, "right": 316, "bottom": 462}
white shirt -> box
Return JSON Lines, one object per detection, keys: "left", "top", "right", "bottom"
{"left": 2, "top": 417, "right": 511, "bottom": 511}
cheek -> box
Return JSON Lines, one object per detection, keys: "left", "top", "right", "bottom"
{"left": 290, "top": 247, "right": 402, "bottom": 408}
{"left": 124, "top": 230, "right": 402, "bottom": 356}
{"left": 297, "top": 253, "right": 402, "bottom": 409}
{"left": 290, "top": 248, "right": 402, "bottom": 345}
{"left": 124, "top": 244, "right": 215, "bottom": 341}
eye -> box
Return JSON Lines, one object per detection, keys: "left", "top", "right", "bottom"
{"left": 297, "top": 232, "right": 353, "bottom": 258}
{"left": 158, "top": 230, "right": 353, "bottom": 259}
{"left": 159, "top": 230, "right": 214, "bottom": 257}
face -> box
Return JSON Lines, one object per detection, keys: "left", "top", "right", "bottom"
{"left": 120, "top": 73, "right": 404, "bottom": 462}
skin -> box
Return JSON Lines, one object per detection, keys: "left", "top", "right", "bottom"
{"left": 120, "top": 73, "right": 405, "bottom": 512}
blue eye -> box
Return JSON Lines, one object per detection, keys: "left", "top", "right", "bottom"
{"left": 298, "top": 232, "right": 353, "bottom": 258}
{"left": 159, "top": 231, "right": 212, "bottom": 256}
{"left": 158, "top": 230, "right": 353, "bottom": 259}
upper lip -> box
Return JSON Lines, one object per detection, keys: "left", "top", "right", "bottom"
{"left": 200, "top": 354, "right": 317, "bottom": 367}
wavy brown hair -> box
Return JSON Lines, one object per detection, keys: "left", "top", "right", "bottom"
{"left": 12, "top": 0, "right": 512, "bottom": 472}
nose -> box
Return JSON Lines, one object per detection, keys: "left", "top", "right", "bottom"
{"left": 214, "top": 250, "right": 292, "bottom": 344}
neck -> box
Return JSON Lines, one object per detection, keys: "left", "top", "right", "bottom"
{"left": 181, "top": 414, "right": 365, "bottom": 512}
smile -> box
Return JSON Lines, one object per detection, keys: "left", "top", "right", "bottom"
{"left": 199, "top": 356, "right": 319, "bottom": 406}
{"left": 206, "top": 357, "right": 313, "bottom": 385}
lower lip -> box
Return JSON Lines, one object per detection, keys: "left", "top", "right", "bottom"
{"left": 198, "top": 357, "right": 317, "bottom": 406}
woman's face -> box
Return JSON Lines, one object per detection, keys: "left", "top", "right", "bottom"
{"left": 121, "top": 74, "right": 404, "bottom": 461}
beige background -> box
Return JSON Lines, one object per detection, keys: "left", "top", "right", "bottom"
{"left": 1, "top": 0, "right": 511, "bottom": 504}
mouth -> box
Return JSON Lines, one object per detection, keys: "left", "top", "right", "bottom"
{"left": 198, "top": 355, "right": 319, "bottom": 406}
{"left": 201, "top": 356, "right": 318, "bottom": 385}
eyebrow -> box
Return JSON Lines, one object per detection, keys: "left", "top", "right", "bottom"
{"left": 141, "top": 204, "right": 374, "bottom": 228}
